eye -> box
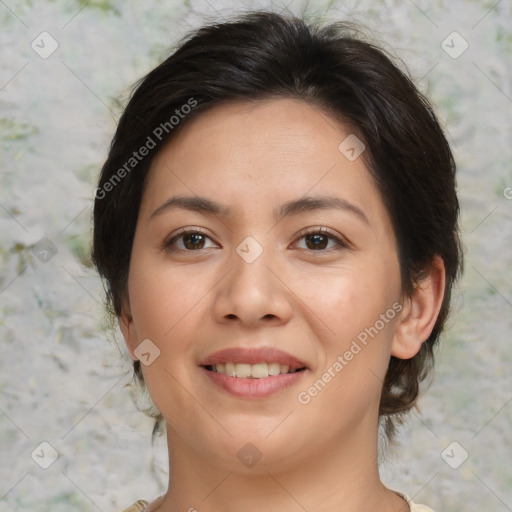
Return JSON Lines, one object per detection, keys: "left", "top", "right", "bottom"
{"left": 163, "top": 226, "right": 349, "bottom": 253}
{"left": 294, "top": 227, "right": 349, "bottom": 252}
{"left": 164, "top": 228, "right": 218, "bottom": 252}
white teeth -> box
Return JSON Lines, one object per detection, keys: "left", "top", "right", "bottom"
{"left": 268, "top": 362, "right": 281, "bottom": 376}
{"left": 251, "top": 363, "right": 268, "bottom": 379}
{"left": 212, "top": 362, "right": 301, "bottom": 378}
{"left": 235, "top": 363, "right": 251, "bottom": 378}
{"left": 225, "top": 362, "right": 236, "bottom": 377}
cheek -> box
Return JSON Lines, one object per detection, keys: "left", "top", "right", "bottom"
{"left": 307, "top": 265, "right": 397, "bottom": 338}
{"left": 302, "top": 262, "right": 401, "bottom": 391}
{"left": 128, "top": 259, "right": 205, "bottom": 427}
{"left": 128, "top": 252, "right": 207, "bottom": 340}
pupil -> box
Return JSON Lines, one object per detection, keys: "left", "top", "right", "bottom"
{"left": 307, "top": 234, "right": 327, "bottom": 250}
{"left": 185, "top": 233, "right": 204, "bottom": 249}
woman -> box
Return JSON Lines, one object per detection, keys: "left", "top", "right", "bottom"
{"left": 92, "top": 10, "right": 463, "bottom": 512}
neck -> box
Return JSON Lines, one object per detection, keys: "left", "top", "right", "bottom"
{"left": 152, "top": 414, "right": 407, "bottom": 512}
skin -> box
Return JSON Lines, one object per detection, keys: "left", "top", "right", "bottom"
{"left": 120, "top": 98, "right": 445, "bottom": 512}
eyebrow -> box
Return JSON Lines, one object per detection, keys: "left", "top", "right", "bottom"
{"left": 150, "top": 194, "right": 369, "bottom": 225}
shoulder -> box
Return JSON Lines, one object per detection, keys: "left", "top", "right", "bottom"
{"left": 411, "top": 505, "right": 436, "bottom": 512}
{"left": 121, "top": 500, "right": 147, "bottom": 512}
{"left": 121, "top": 496, "right": 438, "bottom": 512}
{"left": 394, "top": 490, "right": 437, "bottom": 512}
{"left": 410, "top": 505, "right": 437, "bottom": 512}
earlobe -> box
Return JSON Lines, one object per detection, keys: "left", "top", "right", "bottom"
{"left": 391, "top": 256, "right": 446, "bottom": 359}
{"left": 119, "top": 299, "right": 138, "bottom": 361}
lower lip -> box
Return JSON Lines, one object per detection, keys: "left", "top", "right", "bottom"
{"left": 200, "top": 367, "right": 307, "bottom": 399}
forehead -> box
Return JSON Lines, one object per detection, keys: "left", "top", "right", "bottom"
{"left": 141, "top": 98, "right": 389, "bottom": 230}
{"left": 156, "top": 97, "right": 361, "bottom": 170}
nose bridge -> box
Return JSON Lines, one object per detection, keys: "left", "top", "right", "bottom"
{"left": 230, "top": 234, "right": 276, "bottom": 303}
{"left": 213, "top": 233, "right": 291, "bottom": 325}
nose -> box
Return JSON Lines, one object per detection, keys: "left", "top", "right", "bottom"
{"left": 212, "top": 243, "right": 293, "bottom": 329}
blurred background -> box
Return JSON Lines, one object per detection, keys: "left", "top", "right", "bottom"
{"left": 0, "top": 1, "right": 511, "bottom": 511}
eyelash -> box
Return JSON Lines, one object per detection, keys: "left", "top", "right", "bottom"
{"left": 163, "top": 226, "right": 349, "bottom": 254}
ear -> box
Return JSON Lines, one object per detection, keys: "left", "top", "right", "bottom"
{"left": 118, "top": 297, "right": 138, "bottom": 361}
{"left": 391, "top": 255, "right": 446, "bottom": 359}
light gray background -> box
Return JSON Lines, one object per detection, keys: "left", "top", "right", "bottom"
{"left": 1, "top": 1, "right": 511, "bottom": 511}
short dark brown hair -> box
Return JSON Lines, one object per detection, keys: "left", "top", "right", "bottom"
{"left": 92, "top": 10, "right": 463, "bottom": 440}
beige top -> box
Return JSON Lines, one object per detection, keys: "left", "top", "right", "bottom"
{"left": 122, "top": 492, "right": 436, "bottom": 511}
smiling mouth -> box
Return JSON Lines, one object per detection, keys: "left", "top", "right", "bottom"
{"left": 203, "top": 362, "right": 307, "bottom": 379}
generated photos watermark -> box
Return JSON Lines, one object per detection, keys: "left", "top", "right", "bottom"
{"left": 297, "top": 301, "right": 403, "bottom": 405}
{"left": 94, "top": 97, "right": 198, "bottom": 200}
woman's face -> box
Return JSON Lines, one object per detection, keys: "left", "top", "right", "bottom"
{"left": 121, "top": 98, "right": 406, "bottom": 472}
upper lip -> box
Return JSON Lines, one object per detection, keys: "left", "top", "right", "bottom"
{"left": 199, "top": 347, "right": 308, "bottom": 370}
